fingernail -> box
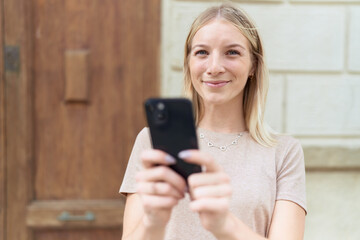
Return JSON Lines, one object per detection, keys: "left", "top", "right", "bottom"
{"left": 178, "top": 150, "right": 191, "bottom": 159}
{"left": 165, "top": 154, "right": 176, "bottom": 164}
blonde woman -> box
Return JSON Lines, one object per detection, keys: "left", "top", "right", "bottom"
{"left": 120, "top": 4, "right": 306, "bottom": 240}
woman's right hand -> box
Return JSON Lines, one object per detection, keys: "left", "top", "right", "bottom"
{"left": 136, "top": 149, "right": 187, "bottom": 230}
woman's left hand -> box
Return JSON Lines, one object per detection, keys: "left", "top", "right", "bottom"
{"left": 179, "top": 150, "right": 234, "bottom": 237}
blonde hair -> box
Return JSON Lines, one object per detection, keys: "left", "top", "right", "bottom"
{"left": 183, "top": 4, "right": 277, "bottom": 147}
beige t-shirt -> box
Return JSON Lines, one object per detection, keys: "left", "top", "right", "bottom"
{"left": 120, "top": 127, "right": 306, "bottom": 239}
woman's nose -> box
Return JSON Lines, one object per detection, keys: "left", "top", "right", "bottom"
{"left": 206, "top": 53, "right": 225, "bottom": 76}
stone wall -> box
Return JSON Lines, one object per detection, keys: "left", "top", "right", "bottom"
{"left": 161, "top": 0, "right": 360, "bottom": 239}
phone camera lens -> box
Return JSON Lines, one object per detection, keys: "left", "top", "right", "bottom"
{"left": 157, "top": 112, "right": 166, "bottom": 120}
{"left": 153, "top": 102, "right": 168, "bottom": 126}
{"left": 157, "top": 102, "right": 165, "bottom": 110}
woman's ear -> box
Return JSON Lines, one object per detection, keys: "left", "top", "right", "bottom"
{"left": 249, "top": 68, "right": 255, "bottom": 78}
{"left": 249, "top": 55, "right": 256, "bottom": 77}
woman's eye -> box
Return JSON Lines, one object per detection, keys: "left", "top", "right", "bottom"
{"left": 195, "top": 50, "right": 208, "bottom": 56}
{"left": 226, "top": 50, "right": 240, "bottom": 55}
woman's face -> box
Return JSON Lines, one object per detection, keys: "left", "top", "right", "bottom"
{"left": 189, "top": 19, "right": 253, "bottom": 107}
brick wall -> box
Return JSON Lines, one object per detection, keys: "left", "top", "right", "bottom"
{"left": 161, "top": 0, "right": 360, "bottom": 239}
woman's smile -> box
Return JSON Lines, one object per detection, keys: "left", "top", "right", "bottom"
{"left": 202, "top": 80, "right": 231, "bottom": 88}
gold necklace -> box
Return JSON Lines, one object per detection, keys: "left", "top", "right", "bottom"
{"left": 199, "top": 132, "right": 243, "bottom": 151}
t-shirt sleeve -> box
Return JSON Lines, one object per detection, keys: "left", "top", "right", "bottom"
{"left": 119, "top": 127, "right": 152, "bottom": 196}
{"left": 276, "top": 137, "right": 307, "bottom": 213}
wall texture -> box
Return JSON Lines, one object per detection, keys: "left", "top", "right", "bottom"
{"left": 161, "top": 0, "right": 360, "bottom": 239}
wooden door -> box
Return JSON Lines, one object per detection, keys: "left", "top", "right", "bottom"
{"left": 1, "top": 0, "right": 160, "bottom": 239}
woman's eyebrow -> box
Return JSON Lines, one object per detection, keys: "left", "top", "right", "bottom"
{"left": 226, "top": 43, "right": 246, "bottom": 51}
{"left": 191, "top": 43, "right": 247, "bottom": 51}
{"left": 191, "top": 44, "right": 208, "bottom": 50}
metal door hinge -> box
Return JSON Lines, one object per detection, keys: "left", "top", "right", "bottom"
{"left": 4, "top": 46, "right": 20, "bottom": 73}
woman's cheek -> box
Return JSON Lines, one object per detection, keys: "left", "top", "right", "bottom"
{"left": 190, "top": 59, "right": 207, "bottom": 74}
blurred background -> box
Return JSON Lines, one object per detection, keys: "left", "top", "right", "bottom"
{"left": 0, "top": 0, "right": 359, "bottom": 240}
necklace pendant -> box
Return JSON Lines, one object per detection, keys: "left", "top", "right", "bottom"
{"left": 199, "top": 132, "right": 243, "bottom": 152}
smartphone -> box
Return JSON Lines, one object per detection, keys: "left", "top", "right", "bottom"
{"left": 144, "top": 98, "right": 202, "bottom": 180}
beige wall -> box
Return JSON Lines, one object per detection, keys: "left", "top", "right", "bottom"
{"left": 161, "top": 0, "right": 360, "bottom": 239}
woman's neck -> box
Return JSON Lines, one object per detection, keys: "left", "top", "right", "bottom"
{"left": 198, "top": 100, "right": 246, "bottom": 133}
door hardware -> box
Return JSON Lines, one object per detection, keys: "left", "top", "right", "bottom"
{"left": 57, "top": 211, "right": 95, "bottom": 222}
{"left": 4, "top": 46, "right": 20, "bottom": 73}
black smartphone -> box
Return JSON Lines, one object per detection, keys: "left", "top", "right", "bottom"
{"left": 144, "top": 98, "right": 202, "bottom": 180}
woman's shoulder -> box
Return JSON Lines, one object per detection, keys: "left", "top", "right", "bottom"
{"left": 274, "top": 133, "right": 301, "bottom": 150}
{"left": 272, "top": 133, "right": 303, "bottom": 163}
{"left": 132, "top": 127, "right": 152, "bottom": 148}
{"left": 136, "top": 127, "right": 150, "bottom": 139}
{"left": 247, "top": 132, "right": 301, "bottom": 153}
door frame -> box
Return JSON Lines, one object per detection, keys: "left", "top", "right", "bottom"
{"left": 1, "top": 0, "right": 5, "bottom": 238}
{"left": 2, "top": 0, "right": 34, "bottom": 239}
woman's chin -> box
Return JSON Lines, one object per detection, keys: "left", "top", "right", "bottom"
{"left": 202, "top": 97, "right": 227, "bottom": 106}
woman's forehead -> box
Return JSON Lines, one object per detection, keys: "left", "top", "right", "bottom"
{"left": 192, "top": 19, "right": 250, "bottom": 49}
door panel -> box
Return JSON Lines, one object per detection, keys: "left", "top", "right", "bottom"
{"left": 26, "top": 200, "right": 124, "bottom": 228}
{"left": 3, "top": 0, "right": 160, "bottom": 239}
{"left": 32, "top": 0, "right": 160, "bottom": 197}
{"left": 34, "top": 229, "right": 122, "bottom": 240}
{"left": 33, "top": 0, "right": 126, "bottom": 200}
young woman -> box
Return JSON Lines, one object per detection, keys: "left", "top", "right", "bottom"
{"left": 120, "top": 4, "right": 306, "bottom": 240}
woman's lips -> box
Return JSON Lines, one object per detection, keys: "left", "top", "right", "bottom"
{"left": 202, "top": 80, "right": 230, "bottom": 88}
